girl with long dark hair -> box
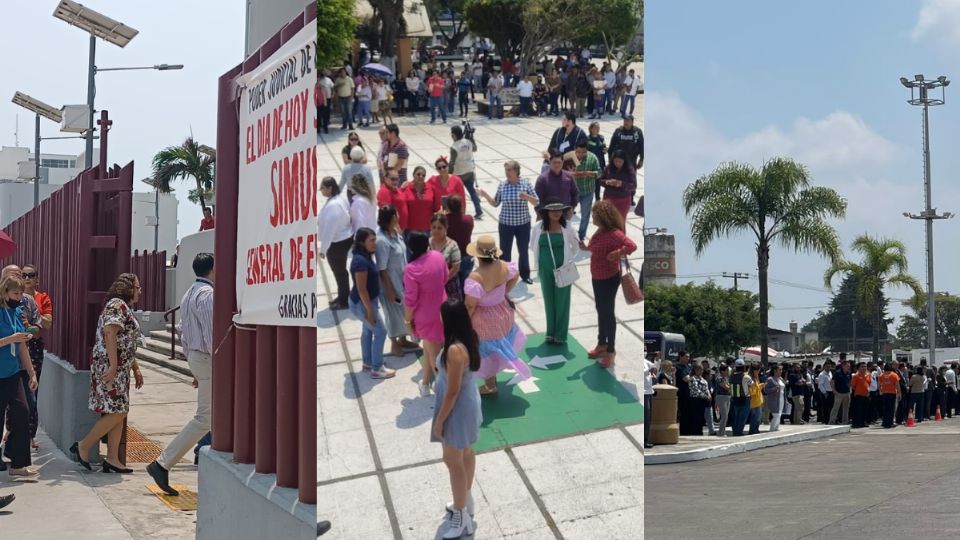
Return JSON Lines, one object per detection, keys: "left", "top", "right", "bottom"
{"left": 431, "top": 300, "right": 481, "bottom": 539}
{"left": 348, "top": 228, "right": 393, "bottom": 379}
{"left": 404, "top": 231, "right": 449, "bottom": 396}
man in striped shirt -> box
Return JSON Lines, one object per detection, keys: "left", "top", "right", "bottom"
{"left": 148, "top": 253, "right": 214, "bottom": 496}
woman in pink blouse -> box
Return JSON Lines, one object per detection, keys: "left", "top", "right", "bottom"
{"left": 403, "top": 231, "right": 449, "bottom": 397}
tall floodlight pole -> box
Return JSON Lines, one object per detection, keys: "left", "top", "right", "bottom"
{"left": 900, "top": 74, "right": 954, "bottom": 367}
{"left": 11, "top": 92, "right": 64, "bottom": 207}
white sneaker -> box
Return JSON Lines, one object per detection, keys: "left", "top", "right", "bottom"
{"left": 446, "top": 492, "right": 475, "bottom": 518}
{"left": 442, "top": 508, "right": 476, "bottom": 539}
{"left": 370, "top": 367, "right": 396, "bottom": 379}
{"left": 9, "top": 467, "right": 39, "bottom": 478}
{"left": 419, "top": 381, "right": 432, "bottom": 397}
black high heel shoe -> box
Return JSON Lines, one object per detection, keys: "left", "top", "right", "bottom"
{"left": 102, "top": 460, "right": 134, "bottom": 474}
{"left": 69, "top": 442, "right": 92, "bottom": 471}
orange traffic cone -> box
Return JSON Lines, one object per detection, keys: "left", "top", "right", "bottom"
{"left": 906, "top": 408, "right": 916, "bottom": 428}
{"left": 935, "top": 405, "right": 943, "bottom": 421}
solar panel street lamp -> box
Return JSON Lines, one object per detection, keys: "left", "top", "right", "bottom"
{"left": 53, "top": 1, "right": 138, "bottom": 169}
{"left": 11, "top": 92, "right": 64, "bottom": 207}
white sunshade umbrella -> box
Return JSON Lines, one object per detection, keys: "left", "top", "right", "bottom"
{"left": 743, "top": 346, "right": 780, "bottom": 358}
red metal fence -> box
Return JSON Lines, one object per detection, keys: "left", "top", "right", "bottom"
{"left": 131, "top": 250, "right": 167, "bottom": 312}
{"left": 211, "top": 3, "right": 317, "bottom": 505}
{"left": 1, "top": 111, "right": 132, "bottom": 370}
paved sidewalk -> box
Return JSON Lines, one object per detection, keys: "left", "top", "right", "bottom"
{"left": 319, "top": 90, "right": 645, "bottom": 538}
{"left": 0, "top": 362, "right": 200, "bottom": 539}
{"left": 645, "top": 423, "right": 850, "bottom": 464}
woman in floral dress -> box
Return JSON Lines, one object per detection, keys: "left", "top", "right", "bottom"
{"left": 71, "top": 273, "right": 144, "bottom": 473}
{"left": 463, "top": 235, "right": 529, "bottom": 396}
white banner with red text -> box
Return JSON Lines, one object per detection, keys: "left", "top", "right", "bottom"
{"left": 235, "top": 23, "right": 317, "bottom": 326}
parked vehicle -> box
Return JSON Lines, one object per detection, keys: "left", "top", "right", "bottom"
{"left": 645, "top": 331, "right": 686, "bottom": 361}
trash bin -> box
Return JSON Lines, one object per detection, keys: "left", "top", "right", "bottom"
{"left": 651, "top": 384, "right": 680, "bottom": 445}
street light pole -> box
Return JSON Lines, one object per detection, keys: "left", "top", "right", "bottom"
{"left": 34, "top": 114, "right": 41, "bottom": 207}
{"left": 85, "top": 34, "right": 96, "bottom": 169}
{"left": 900, "top": 74, "right": 953, "bottom": 367}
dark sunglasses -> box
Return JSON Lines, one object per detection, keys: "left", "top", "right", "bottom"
{"left": 22, "top": 272, "right": 37, "bottom": 278}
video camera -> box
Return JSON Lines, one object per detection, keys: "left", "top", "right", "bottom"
{"left": 461, "top": 119, "right": 476, "bottom": 145}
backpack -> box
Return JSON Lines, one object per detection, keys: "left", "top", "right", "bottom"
{"left": 576, "top": 78, "right": 591, "bottom": 97}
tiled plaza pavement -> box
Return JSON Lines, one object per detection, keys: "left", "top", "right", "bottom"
{"left": 318, "top": 95, "right": 645, "bottom": 539}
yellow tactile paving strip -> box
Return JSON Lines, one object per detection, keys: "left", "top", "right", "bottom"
{"left": 146, "top": 484, "right": 197, "bottom": 511}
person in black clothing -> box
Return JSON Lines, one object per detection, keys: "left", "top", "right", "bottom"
{"left": 922, "top": 360, "right": 936, "bottom": 420}
{"left": 787, "top": 363, "right": 807, "bottom": 424}
{"left": 607, "top": 115, "right": 644, "bottom": 205}
{"left": 675, "top": 351, "right": 696, "bottom": 435}
{"left": 547, "top": 111, "right": 588, "bottom": 157}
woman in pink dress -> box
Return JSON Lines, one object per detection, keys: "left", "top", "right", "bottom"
{"left": 463, "top": 235, "right": 529, "bottom": 396}
{"left": 403, "top": 231, "right": 449, "bottom": 397}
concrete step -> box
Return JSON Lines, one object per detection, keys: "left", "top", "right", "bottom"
{"left": 143, "top": 336, "right": 185, "bottom": 360}
{"left": 135, "top": 347, "right": 192, "bottom": 378}
{"left": 148, "top": 329, "right": 182, "bottom": 346}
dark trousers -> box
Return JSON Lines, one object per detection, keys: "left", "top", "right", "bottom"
{"left": 592, "top": 276, "right": 621, "bottom": 352}
{"left": 326, "top": 238, "right": 352, "bottom": 305}
{"left": 498, "top": 222, "right": 531, "bottom": 281}
{"left": 459, "top": 94, "right": 470, "bottom": 116}
{"left": 748, "top": 407, "right": 762, "bottom": 434}
{"left": 896, "top": 392, "right": 909, "bottom": 423}
{"left": 20, "top": 370, "right": 38, "bottom": 440}
{"left": 460, "top": 173, "right": 483, "bottom": 217}
{"left": 691, "top": 398, "right": 709, "bottom": 435}
{"left": 924, "top": 388, "right": 934, "bottom": 419}
{"left": 519, "top": 96, "right": 532, "bottom": 116}
{"left": 868, "top": 390, "right": 879, "bottom": 423}
{"left": 319, "top": 103, "right": 331, "bottom": 133}
{"left": 909, "top": 393, "right": 924, "bottom": 422}
{"left": 731, "top": 403, "right": 749, "bottom": 436}
{"left": 851, "top": 394, "right": 869, "bottom": 427}
{"left": 338, "top": 97, "right": 353, "bottom": 128}
{"left": 820, "top": 391, "right": 834, "bottom": 424}
{"left": 947, "top": 387, "right": 958, "bottom": 417}
{"left": 0, "top": 374, "right": 31, "bottom": 468}
{"left": 880, "top": 393, "right": 896, "bottom": 427}
{"left": 643, "top": 394, "right": 652, "bottom": 445}
{"left": 549, "top": 92, "right": 559, "bottom": 114}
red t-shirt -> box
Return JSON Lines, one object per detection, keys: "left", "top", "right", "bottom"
{"left": 402, "top": 183, "right": 439, "bottom": 232}
{"left": 588, "top": 229, "right": 638, "bottom": 280}
{"left": 427, "top": 175, "right": 466, "bottom": 211}
{"left": 33, "top": 291, "right": 52, "bottom": 318}
{"left": 427, "top": 75, "right": 445, "bottom": 97}
{"left": 377, "top": 184, "right": 408, "bottom": 230}
{"left": 200, "top": 216, "right": 215, "bottom": 231}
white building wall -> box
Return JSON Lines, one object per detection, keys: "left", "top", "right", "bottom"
{"left": 131, "top": 192, "right": 180, "bottom": 260}
{"left": 0, "top": 183, "right": 60, "bottom": 228}
{"left": 244, "top": 0, "right": 307, "bottom": 56}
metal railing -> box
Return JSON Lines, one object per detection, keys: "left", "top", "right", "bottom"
{"left": 163, "top": 305, "right": 180, "bottom": 360}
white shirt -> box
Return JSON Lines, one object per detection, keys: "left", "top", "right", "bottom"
{"left": 869, "top": 370, "right": 879, "bottom": 392}
{"left": 945, "top": 368, "right": 957, "bottom": 388}
{"left": 319, "top": 76, "right": 334, "bottom": 99}
{"left": 348, "top": 195, "right": 377, "bottom": 235}
{"left": 629, "top": 76, "right": 642, "bottom": 95}
{"left": 406, "top": 77, "right": 420, "bottom": 93}
{"left": 178, "top": 278, "right": 213, "bottom": 355}
{"left": 817, "top": 370, "right": 833, "bottom": 394}
{"left": 517, "top": 79, "right": 534, "bottom": 98}
{"left": 472, "top": 62, "right": 483, "bottom": 77}
{"left": 450, "top": 138, "right": 475, "bottom": 176}
{"left": 603, "top": 71, "right": 616, "bottom": 89}
{"left": 644, "top": 359, "right": 655, "bottom": 395}
{"left": 318, "top": 195, "right": 352, "bottom": 254}
{"left": 375, "top": 84, "right": 388, "bottom": 101}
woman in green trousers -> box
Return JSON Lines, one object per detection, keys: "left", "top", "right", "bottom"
{"left": 529, "top": 199, "right": 580, "bottom": 343}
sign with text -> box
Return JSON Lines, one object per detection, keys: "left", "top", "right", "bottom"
{"left": 235, "top": 23, "right": 317, "bottom": 326}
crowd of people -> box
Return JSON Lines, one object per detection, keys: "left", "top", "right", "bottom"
{"left": 317, "top": 51, "right": 643, "bottom": 133}
{"left": 644, "top": 350, "right": 960, "bottom": 446}
{"left": 319, "top": 99, "right": 641, "bottom": 538}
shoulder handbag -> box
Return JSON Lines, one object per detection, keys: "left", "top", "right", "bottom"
{"left": 620, "top": 256, "right": 643, "bottom": 304}
{"left": 547, "top": 230, "right": 579, "bottom": 288}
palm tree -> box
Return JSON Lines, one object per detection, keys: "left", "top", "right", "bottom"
{"left": 683, "top": 158, "right": 847, "bottom": 367}
{"left": 151, "top": 137, "right": 215, "bottom": 210}
{"left": 824, "top": 235, "right": 923, "bottom": 362}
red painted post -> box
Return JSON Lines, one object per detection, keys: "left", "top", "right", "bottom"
{"left": 298, "top": 326, "right": 316, "bottom": 504}
{"left": 255, "top": 326, "right": 277, "bottom": 474}
{"left": 275, "top": 326, "right": 297, "bottom": 487}
{"left": 211, "top": 63, "right": 243, "bottom": 454}
{"left": 233, "top": 326, "right": 256, "bottom": 463}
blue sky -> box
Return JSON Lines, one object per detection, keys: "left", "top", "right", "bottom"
{"left": 645, "top": 0, "right": 960, "bottom": 336}
{"left": 0, "top": 1, "right": 243, "bottom": 242}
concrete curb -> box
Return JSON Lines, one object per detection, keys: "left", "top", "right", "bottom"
{"left": 644, "top": 425, "right": 851, "bottom": 465}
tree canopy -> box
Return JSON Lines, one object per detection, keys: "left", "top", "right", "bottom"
{"left": 803, "top": 275, "right": 888, "bottom": 352}
{"left": 896, "top": 292, "right": 960, "bottom": 349}
{"left": 318, "top": 0, "right": 357, "bottom": 70}
{"left": 645, "top": 281, "right": 760, "bottom": 358}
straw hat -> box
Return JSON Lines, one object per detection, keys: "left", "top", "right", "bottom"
{"left": 466, "top": 235, "right": 502, "bottom": 259}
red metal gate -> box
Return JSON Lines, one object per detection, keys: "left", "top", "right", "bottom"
{"left": 1, "top": 111, "right": 132, "bottom": 370}
{"left": 211, "top": 3, "right": 317, "bottom": 505}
